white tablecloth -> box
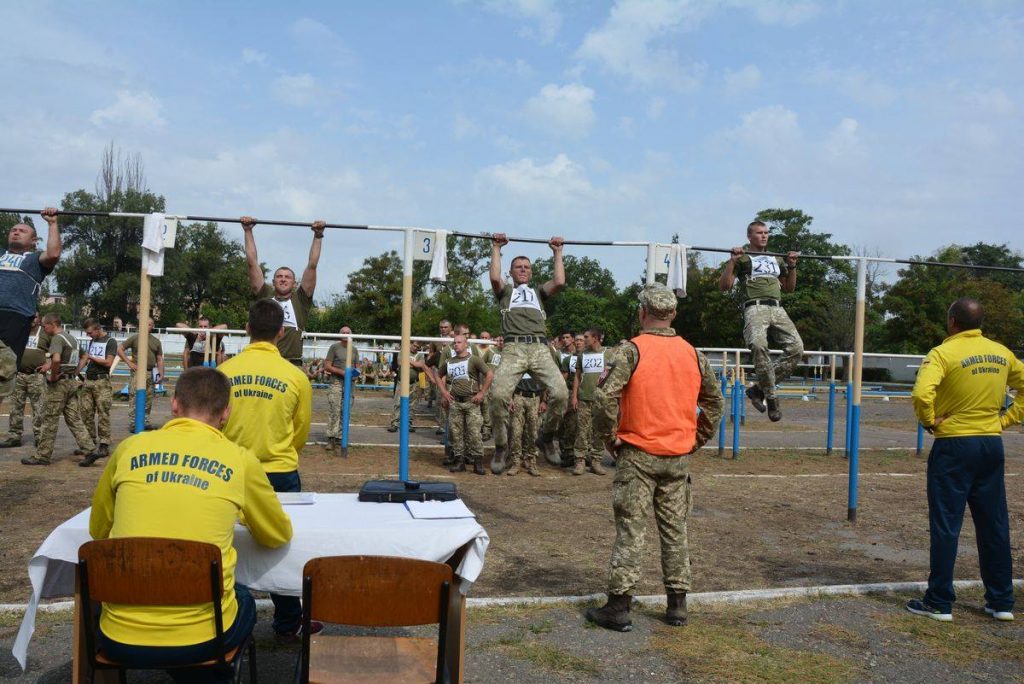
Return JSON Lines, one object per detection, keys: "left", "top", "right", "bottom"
{"left": 13, "top": 493, "right": 489, "bottom": 669}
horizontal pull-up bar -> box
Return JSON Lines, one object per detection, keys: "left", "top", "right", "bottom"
{"left": 1, "top": 207, "right": 651, "bottom": 247}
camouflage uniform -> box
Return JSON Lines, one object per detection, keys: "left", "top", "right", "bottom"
{"left": 594, "top": 285, "right": 725, "bottom": 597}
{"left": 4, "top": 329, "right": 47, "bottom": 444}
{"left": 440, "top": 353, "right": 491, "bottom": 468}
{"left": 389, "top": 368, "right": 429, "bottom": 429}
{"left": 509, "top": 375, "right": 544, "bottom": 472}
{"left": 558, "top": 351, "right": 577, "bottom": 465}
{"left": 574, "top": 347, "right": 616, "bottom": 471}
{"left": 0, "top": 340, "right": 15, "bottom": 400}
{"left": 128, "top": 372, "right": 156, "bottom": 425}
{"left": 80, "top": 334, "right": 118, "bottom": 446}
{"left": 324, "top": 341, "right": 355, "bottom": 442}
{"left": 34, "top": 331, "right": 96, "bottom": 464}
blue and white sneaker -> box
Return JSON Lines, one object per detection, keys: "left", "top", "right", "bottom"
{"left": 906, "top": 598, "right": 953, "bottom": 622}
{"left": 984, "top": 606, "right": 1015, "bottom": 621}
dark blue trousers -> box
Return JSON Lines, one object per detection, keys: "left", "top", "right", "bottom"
{"left": 266, "top": 470, "right": 303, "bottom": 635}
{"left": 924, "top": 436, "right": 1014, "bottom": 613}
{"left": 98, "top": 584, "right": 256, "bottom": 683}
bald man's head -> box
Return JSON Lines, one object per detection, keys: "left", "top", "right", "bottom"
{"left": 948, "top": 297, "right": 984, "bottom": 333}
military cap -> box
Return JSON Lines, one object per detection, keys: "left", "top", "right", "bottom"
{"left": 639, "top": 283, "right": 677, "bottom": 320}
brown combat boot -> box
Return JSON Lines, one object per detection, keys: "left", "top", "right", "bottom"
{"left": 586, "top": 594, "right": 633, "bottom": 632}
{"left": 588, "top": 459, "right": 606, "bottom": 475}
{"left": 767, "top": 398, "right": 782, "bottom": 422}
{"left": 505, "top": 461, "right": 520, "bottom": 476}
{"left": 536, "top": 433, "right": 560, "bottom": 465}
{"left": 572, "top": 458, "right": 585, "bottom": 476}
{"left": 490, "top": 446, "right": 507, "bottom": 474}
{"left": 666, "top": 591, "right": 687, "bottom": 626}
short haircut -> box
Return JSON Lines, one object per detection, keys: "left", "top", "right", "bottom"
{"left": 42, "top": 312, "right": 61, "bottom": 325}
{"left": 249, "top": 299, "right": 285, "bottom": 341}
{"left": 82, "top": 318, "right": 101, "bottom": 331}
{"left": 174, "top": 367, "right": 231, "bottom": 417}
{"left": 510, "top": 256, "right": 531, "bottom": 269}
{"left": 586, "top": 327, "right": 605, "bottom": 341}
{"left": 454, "top": 323, "right": 469, "bottom": 334}
{"left": 747, "top": 220, "right": 767, "bottom": 235}
{"left": 439, "top": 319, "right": 451, "bottom": 327}
{"left": 948, "top": 297, "right": 984, "bottom": 331}
{"left": 559, "top": 329, "right": 574, "bottom": 337}
{"left": 197, "top": 315, "right": 210, "bottom": 323}
{"left": 274, "top": 266, "right": 296, "bottom": 279}
{"left": 12, "top": 222, "right": 37, "bottom": 238}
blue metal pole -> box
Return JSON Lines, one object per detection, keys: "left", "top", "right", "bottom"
{"left": 133, "top": 389, "right": 146, "bottom": 433}
{"left": 732, "top": 377, "right": 742, "bottom": 458}
{"left": 826, "top": 381, "right": 836, "bottom": 455}
{"left": 340, "top": 367, "right": 354, "bottom": 457}
{"left": 718, "top": 372, "right": 728, "bottom": 455}
{"left": 848, "top": 403, "right": 861, "bottom": 519}
{"left": 916, "top": 422, "right": 924, "bottom": 455}
{"left": 399, "top": 397, "right": 410, "bottom": 481}
{"left": 844, "top": 381, "right": 853, "bottom": 457}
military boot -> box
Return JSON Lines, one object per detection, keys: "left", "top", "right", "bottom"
{"left": 490, "top": 445, "right": 508, "bottom": 474}
{"left": 767, "top": 398, "right": 782, "bottom": 422}
{"left": 0, "top": 436, "right": 21, "bottom": 448}
{"left": 572, "top": 458, "right": 586, "bottom": 476}
{"left": 505, "top": 460, "right": 520, "bottom": 476}
{"left": 586, "top": 594, "right": 633, "bottom": 632}
{"left": 537, "top": 434, "right": 560, "bottom": 466}
{"left": 448, "top": 459, "right": 466, "bottom": 473}
{"left": 588, "top": 459, "right": 606, "bottom": 475}
{"left": 745, "top": 385, "right": 766, "bottom": 413}
{"left": 524, "top": 457, "right": 541, "bottom": 477}
{"left": 473, "top": 461, "right": 487, "bottom": 475}
{"left": 666, "top": 591, "right": 687, "bottom": 626}
{"left": 96, "top": 443, "right": 110, "bottom": 457}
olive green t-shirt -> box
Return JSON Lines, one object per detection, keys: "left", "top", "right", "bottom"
{"left": 575, "top": 347, "right": 615, "bottom": 401}
{"left": 84, "top": 335, "right": 119, "bottom": 376}
{"left": 122, "top": 334, "right": 163, "bottom": 370}
{"left": 20, "top": 330, "right": 48, "bottom": 372}
{"left": 258, "top": 283, "right": 312, "bottom": 361}
{"left": 440, "top": 354, "right": 490, "bottom": 398}
{"left": 734, "top": 253, "right": 789, "bottom": 302}
{"left": 325, "top": 342, "right": 357, "bottom": 384}
{"left": 497, "top": 283, "right": 549, "bottom": 337}
{"left": 48, "top": 331, "right": 81, "bottom": 373}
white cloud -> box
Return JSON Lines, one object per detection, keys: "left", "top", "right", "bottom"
{"left": 647, "top": 97, "right": 667, "bottom": 119}
{"left": 289, "top": 17, "right": 352, "bottom": 65}
{"left": 731, "top": 0, "right": 820, "bottom": 26}
{"left": 477, "top": 154, "right": 594, "bottom": 204}
{"left": 90, "top": 91, "right": 165, "bottom": 128}
{"left": 523, "top": 83, "right": 596, "bottom": 137}
{"left": 453, "top": 113, "right": 480, "bottom": 140}
{"left": 965, "top": 88, "right": 1015, "bottom": 116}
{"left": 483, "top": 0, "right": 562, "bottom": 43}
{"left": 807, "top": 64, "right": 896, "bottom": 106}
{"left": 241, "top": 48, "right": 268, "bottom": 66}
{"left": 724, "top": 64, "right": 762, "bottom": 93}
{"left": 824, "top": 117, "right": 865, "bottom": 159}
{"left": 576, "top": 0, "right": 708, "bottom": 91}
{"left": 271, "top": 73, "right": 318, "bottom": 107}
{"left": 727, "top": 105, "right": 801, "bottom": 150}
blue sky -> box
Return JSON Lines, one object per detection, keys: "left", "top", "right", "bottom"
{"left": 1, "top": 1, "right": 1022, "bottom": 299}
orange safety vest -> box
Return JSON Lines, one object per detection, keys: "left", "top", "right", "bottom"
{"left": 617, "top": 334, "right": 701, "bottom": 456}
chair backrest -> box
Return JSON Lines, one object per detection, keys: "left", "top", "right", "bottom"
{"left": 79, "top": 537, "right": 222, "bottom": 605}
{"left": 302, "top": 555, "right": 454, "bottom": 627}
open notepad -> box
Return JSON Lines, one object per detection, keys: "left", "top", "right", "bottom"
{"left": 405, "top": 499, "right": 476, "bottom": 520}
{"left": 277, "top": 492, "right": 317, "bottom": 506}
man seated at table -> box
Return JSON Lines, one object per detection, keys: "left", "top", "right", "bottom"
{"left": 89, "top": 366, "right": 293, "bottom": 682}
{"left": 219, "top": 299, "right": 314, "bottom": 641}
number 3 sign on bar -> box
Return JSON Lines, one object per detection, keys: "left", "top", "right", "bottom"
{"left": 413, "top": 230, "right": 438, "bottom": 261}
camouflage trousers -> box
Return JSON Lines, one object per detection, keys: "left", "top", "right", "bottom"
{"left": 490, "top": 342, "right": 567, "bottom": 448}
{"left": 481, "top": 390, "right": 493, "bottom": 435}
{"left": 389, "top": 384, "right": 426, "bottom": 429}
{"left": 128, "top": 373, "right": 155, "bottom": 425}
{"left": 608, "top": 445, "right": 693, "bottom": 595}
{"left": 574, "top": 399, "right": 605, "bottom": 465}
{"left": 326, "top": 381, "right": 353, "bottom": 440}
{"left": 509, "top": 393, "right": 540, "bottom": 468}
{"left": 36, "top": 378, "right": 96, "bottom": 463}
{"left": 559, "top": 398, "right": 577, "bottom": 461}
{"left": 80, "top": 376, "right": 113, "bottom": 446}
{"left": 448, "top": 399, "right": 483, "bottom": 465}
{"left": 6, "top": 371, "right": 44, "bottom": 442}
{"left": 0, "top": 339, "right": 15, "bottom": 399}
{"left": 742, "top": 304, "right": 804, "bottom": 400}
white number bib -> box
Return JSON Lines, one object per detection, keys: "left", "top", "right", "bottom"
{"left": 25, "top": 332, "right": 39, "bottom": 350}
{"left": 567, "top": 356, "right": 578, "bottom": 374}
{"left": 88, "top": 341, "right": 108, "bottom": 359}
{"left": 0, "top": 252, "right": 26, "bottom": 270}
{"left": 277, "top": 298, "right": 298, "bottom": 329}
{"left": 490, "top": 353, "right": 502, "bottom": 366}
{"left": 192, "top": 338, "right": 206, "bottom": 353}
{"left": 448, "top": 359, "right": 469, "bottom": 381}
{"left": 750, "top": 255, "right": 780, "bottom": 279}
{"left": 582, "top": 353, "right": 605, "bottom": 374}
{"left": 508, "top": 285, "right": 542, "bottom": 311}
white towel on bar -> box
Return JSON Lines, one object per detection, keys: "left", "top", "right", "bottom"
{"left": 666, "top": 243, "right": 687, "bottom": 297}
{"left": 430, "top": 229, "right": 448, "bottom": 282}
{"left": 141, "top": 213, "right": 166, "bottom": 277}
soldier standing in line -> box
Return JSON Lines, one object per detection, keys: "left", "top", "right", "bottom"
{"left": 718, "top": 220, "right": 802, "bottom": 422}
{"left": 242, "top": 216, "right": 325, "bottom": 366}
{"left": 432, "top": 319, "right": 455, "bottom": 434}
{"left": 571, "top": 327, "right": 616, "bottom": 476}
{"left": 586, "top": 284, "right": 724, "bottom": 632}
{"left": 507, "top": 372, "right": 545, "bottom": 477}
{"left": 436, "top": 334, "right": 493, "bottom": 475}
{"left": 77, "top": 318, "right": 119, "bottom": 465}
{"left": 323, "top": 325, "right": 357, "bottom": 449}
{"left": 0, "top": 313, "right": 46, "bottom": 448}
{"left": 117, "top": 319, "right": 165, "bottom": 432}
{"left": 388, "top": 342, "right": 430, "bottom": 433}
{"left": 552, "top": 330, "right": 575, "bottom": 467}
{"left": 477, "top": 332, "right": 496, "bottom": 441}
{"left": 21, "top": 313, "right": 98, "bottom": 466}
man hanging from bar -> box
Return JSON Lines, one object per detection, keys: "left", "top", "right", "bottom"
{"left": 718, "top": 220, "right": 803, "bottom": 422}
{"left": 488, "top": 233, "right": 568, "bottom": 473}
{"left": 241, "top": 215, "right": 325, "bottom": 366}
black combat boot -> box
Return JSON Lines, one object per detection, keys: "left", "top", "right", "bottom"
{"left": 767, "top": 398, "right": 782, "bottom": 422}
{"left": 585, "top": 594, "right": 633, "bottom": 632}
{"left": 666, "top": 591, "right": 687, "bottom": 626}
{"left": 746, "top": 385, "right": 766, "bottom": 413}
{"left": 490, "top": 445, "right": 507, "bottom": 474}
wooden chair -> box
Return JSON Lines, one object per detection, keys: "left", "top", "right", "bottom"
{"left": 298, "top": 555, "right": 453, "bottom": 684}
{"left": 78, "top": 537, "right": 257, "bottom": 684}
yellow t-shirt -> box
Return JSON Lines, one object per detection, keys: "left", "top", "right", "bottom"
{"left": 912, "top": 329, "right": 1024, "bottom": 437}
{"left": 89, "top": 417, "right": 292, "bottom": 646}
{"left": 219, "top": 341, "right": 313, "bottom": 473}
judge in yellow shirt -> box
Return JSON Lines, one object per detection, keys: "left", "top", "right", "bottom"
{"left": 218, "top": 298, "right": 313, "bottom": 639}
{"left": 89, "top": 366, "right": 292, "bottom": 682}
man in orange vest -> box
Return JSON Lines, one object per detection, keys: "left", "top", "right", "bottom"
{"left": 586, "top": 284, "right": 724, "bottom": 632}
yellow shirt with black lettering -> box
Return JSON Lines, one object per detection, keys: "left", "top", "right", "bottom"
{"left": 912, "top": 329, "right": 1024, "bottom": 437}
{"left": 219, "top": 341, "right": 312, "bottom": 473}
{"left": 89, "top": 417, "right": 293, "bottom": 647}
